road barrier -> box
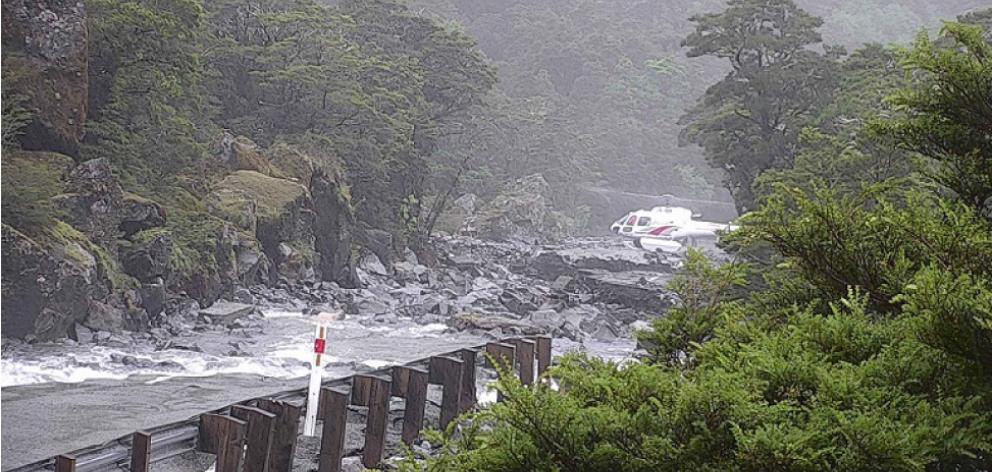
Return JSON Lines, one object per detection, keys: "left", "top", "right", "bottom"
{"left": 14, "top": 335, "right": 553, "bottom": 472}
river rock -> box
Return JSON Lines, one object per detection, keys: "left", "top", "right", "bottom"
{"left": 448, "top": 313, "right": 544, "bottom": 335}
{"left": 528, "top": 243, "right": 673, "bottom": 280}
{"left": 72, "top": 323, "right": 94, "bottom": 344}
{"left": 574, "top": 269, "right": 673, "bottom": 312}
{"left": 498, "top": 288, "right": 539, "bottom": 316}
{"left": 198, "top": 301, "right": 257, "bottom": 326}
{"left": 359, "top": 253, "right": 388, "bottom": 276}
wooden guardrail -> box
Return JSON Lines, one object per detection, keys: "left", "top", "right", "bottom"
{"left": 30, "top": 335, "right": 553, "bottom": 472}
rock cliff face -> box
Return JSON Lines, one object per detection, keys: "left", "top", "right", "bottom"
{"left": 476, "top": 174, "right": 566, "bottom": 243}
{"left": 311, "top": 169, "right": 360, "bottom": 288}
{"left": 1, "top": 0, "right": 88, "bottom": 157}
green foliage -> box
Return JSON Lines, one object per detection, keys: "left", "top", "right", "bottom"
{"left": 637, "top": 249, "right": 749, "bottom": 367}
{"left": 410, "top": 250, "right": 992, "bottom": 470}
{"left": 739, "top": 186, "right": 992, "bottom": 313}
{"left": 84, "top": 0, "right": 210, "bottom": 183}
{"left": 872, "top": 23, "right": 992, "bottom": 216}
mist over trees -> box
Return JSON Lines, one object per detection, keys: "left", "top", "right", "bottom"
{"left": 409, "top": 0, "right": 986, "bottom": 210}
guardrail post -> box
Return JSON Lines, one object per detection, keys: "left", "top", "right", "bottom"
{"left": 256, "top": 399, "right": 302, "bottom": 472}
{"left": 199, "top": 414, "right": 246, "bottom": 472}
{"left": 231, "top": 405, "right": 276, "bottom": 472}
{"left": 318, "top": 388, "right": 348, "bottom": 472}
{"left": 459, "top": 349, "right": 477, "bottom": 412}
{"left": 391, "top": 366, "right": 429, "bottom": 445}
{"left": 360, "top": 376, "right": 391, "bottom": 469}
{"left": 351, "top": 373, "right": 376, "bottom": 406}
{"left": 510, "top": 339, "right": 536, "bottom": 385}
{"left": 130, "top": 431, "right": 151, "bottom": 472}
{"left": 55, "top": 455, "right": 76, "bottom": 472}
{"left": 536, "top": 336, "right": 552, "bottom": 377}
{"left": 485, "top": 342, "right": 516, "bottom": 401}
{"left": 428, "top": 356, "right": 464, "bottom": 429}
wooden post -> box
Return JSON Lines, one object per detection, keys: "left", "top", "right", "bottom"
{"left": 199, "top": 414, "right": 246, "bottom": 472}
{"left": 256, "top": 399, "right": 302, "bottom": 472}
{"left": 459, "top": 349, "right": 477, "bottom": 412}
{"left": 485, "top": 342, "right": 516, "bottom": 402}
{"left": 361, "top": 376, "right": 391, "bottom": 469}
{"left": 130, "top": 431, "right": 152, "bottom": 472}
{"left": 231, "top": 405, "right": 276, "bottom": 472}
{"left": 510, "top": 339, "right": 536, "bottom": 385}
{"left": 318, "top": 388, "right": 348, "bottom": 472}
{"left": 536, "top": 336, "right": 552, "bottom": 377}
{"left": 55, "top": 455, "right": 76, "bottom": 472}
{"left": 428, "top": 356, "right": 464, "bottom": 428}
{"left": 351, "top": 374, "right": 376, "bottom": 406}
{"left": 391, "top": 366, "right": 429, "bottom": 445}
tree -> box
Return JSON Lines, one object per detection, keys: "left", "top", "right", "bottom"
{"left": 680, "top": 0, "right": 839, "bottom": 212}
{"left": 872, "top": 23, "right": 992, "bottom": 217}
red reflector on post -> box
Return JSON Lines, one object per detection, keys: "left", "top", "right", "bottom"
{"left": 314, "top": 339, "right": 326, "bottom": 354}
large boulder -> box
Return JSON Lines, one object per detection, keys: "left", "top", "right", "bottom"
{"left": 208, "top": 170, "right": 316, "bottom": 283}
{"left": 527, "top": 243, "right": 674, "bottom": 280}
{"left": 476, "top": 174, "right": 565, "bottom": 243}
{"left": 120, "top": 233, "right": 171, "bottom": 282}
{"left": 1, "top": 223, "right": 126, "bottom": 340}
{"left": 434, "top": 193, "right": 478, "bottom": 235}
{"left": 357, "top": 227, "right": 394, "bottom": 273}
{"left": 311, "top": 169, "right": 360, "bottom": 288}
{"left": 1, "top": 0, "right": 88, "bottom": 157}
{"left": 54, "top": 159, "right": 166, "bottom": 246}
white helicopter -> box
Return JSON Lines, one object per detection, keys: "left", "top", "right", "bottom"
{"left": 610, "top": 196, "right": 737, "bottom": 253}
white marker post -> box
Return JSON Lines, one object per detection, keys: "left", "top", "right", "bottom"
{"left": 303, "top": 323, "right": 327, "bottom": 437}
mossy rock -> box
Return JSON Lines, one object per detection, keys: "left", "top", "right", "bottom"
{"left": 41, "top": 221, "right": 137, "bottom": 291}
{"left": 213, "top": 134, "right": 283, "bottom": 177}
{"left": 209, "top": 170, "right": 309, "bottom": 224}
{"left": 268, "top": 142, "right": 316, "bottom": 183}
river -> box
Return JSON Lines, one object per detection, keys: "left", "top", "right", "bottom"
{"left": 1, "top": 306, "right": 636, "bottom": 469}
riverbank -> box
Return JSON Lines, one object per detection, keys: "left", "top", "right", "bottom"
{"left": 1, "top": 235, "right": 678, "bottom": 469}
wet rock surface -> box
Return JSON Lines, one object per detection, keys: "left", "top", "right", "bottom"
{"left": 246, "top": 235, "right": 677, "bottom": 344}
{"left": 2, "top": 235, "right": 679, "bottom": 359}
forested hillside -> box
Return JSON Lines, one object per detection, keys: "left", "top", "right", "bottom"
{"left": 2, "top": 0, "right": 502, "bottom": 338}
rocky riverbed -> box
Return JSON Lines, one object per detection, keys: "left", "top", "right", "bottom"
{"left": 1, "top": 235, "right": 685, "bottom": 469}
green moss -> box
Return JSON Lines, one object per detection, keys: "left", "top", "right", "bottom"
{"left": 122, "top": 192, "right": 157, "bottom": 206}
{"left": 1, "top": 151, "right": 74, "bottom": 232}
{"left": 212, "top": 170, "right": 308, "bottom": 221}
{"left": 267, "top": 142, "right": 314, "bottom": 182}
